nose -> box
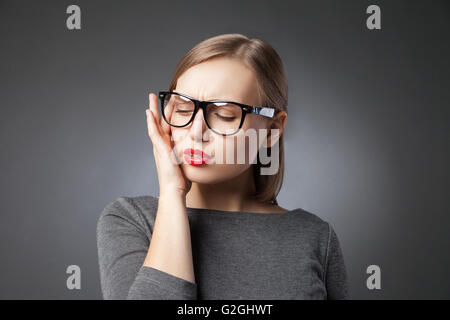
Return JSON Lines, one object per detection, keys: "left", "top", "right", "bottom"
{"left": 188, "top": 107, "right": 209, "bottom": 142}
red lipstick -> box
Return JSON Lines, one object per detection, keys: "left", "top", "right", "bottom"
{"left": 183, "top": 148, "right": 211, "bottom": 165}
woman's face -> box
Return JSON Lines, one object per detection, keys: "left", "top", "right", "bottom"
{"left": 169, "top": 57, "right": 274, "bottom": 185}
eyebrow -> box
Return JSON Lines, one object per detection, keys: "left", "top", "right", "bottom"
{"left": 176, "top": 91, "right": 237, "bottom": 103}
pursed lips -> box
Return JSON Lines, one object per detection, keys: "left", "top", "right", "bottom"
{"left": 183, "top": 148, "right": 212, "bottom": 165}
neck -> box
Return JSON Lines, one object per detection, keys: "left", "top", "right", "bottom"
{"left": 186, "top": 165, "right": 258, "bottom": 212}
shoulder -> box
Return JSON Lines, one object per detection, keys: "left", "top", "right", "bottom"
{"left": 283, "top": 207, "right": 335, "bottom": 255}
{"left": 287, "top": 207, "right": 331, "bottom": 233}
{"left": 288, "top": 208, "right": 346, "bottom": 270}
{"left": 97, "top": 195, "right": 159, "bottom": 236}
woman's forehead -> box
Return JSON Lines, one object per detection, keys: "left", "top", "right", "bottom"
{"left": 175, "top": 58, "right": 260, "bottom": 104}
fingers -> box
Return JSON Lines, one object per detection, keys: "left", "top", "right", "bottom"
{"left": 146, "top": 108, "right": 164, "bottom": 147}
{"left": 147, "top": 109, "right": 176, "bottom": 164}
{"left": 149, "top": 93, "right": 159, "bottom": 120}
{"left": 147, "top": 92, "right": 175, "bottom": 160}
{"left": 156, "top": 93, "right": 172, "bottom": 136}
{"left": 147, "top": 93, "right": 164, "bottom": 137}
{"left": 149, "top": 92, "right": 171, "bottom": 136}
{"left": 160, "top": 113, "right": 171, "bottom": 136}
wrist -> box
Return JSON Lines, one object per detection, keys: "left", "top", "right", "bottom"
{"left": 158, "top": 188, "right": 186, "bottom": 202}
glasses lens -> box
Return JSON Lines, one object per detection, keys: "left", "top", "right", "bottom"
{"left": 162, "top": 93, "right": 195, "bottom": 126}
{"left": 206, "top": 102, "right": 243, "bottom": 135}
{"left": 162, "top": 93, "right": 244, "bottom": 135}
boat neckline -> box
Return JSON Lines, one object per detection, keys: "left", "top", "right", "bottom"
{"left": 185, "top": 206, "right": 297, "bottom": 216}
{"left": 144, "top": 195, "right": 298, "bottom": 216}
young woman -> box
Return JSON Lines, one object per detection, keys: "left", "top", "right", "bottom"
{"left": 97, "top": 33, "right": 349, "bottom": 300}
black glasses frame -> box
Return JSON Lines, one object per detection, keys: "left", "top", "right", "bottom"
{"left": 158, "top": 91, "right": 276, "bottom": 136}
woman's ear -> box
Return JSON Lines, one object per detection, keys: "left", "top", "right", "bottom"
{"left": 265, "top": 111, "right": 287, "bottom": 148}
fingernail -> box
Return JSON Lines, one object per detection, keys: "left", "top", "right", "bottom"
{"left": 146, "top": 109, "right": 149, "bottom": 117}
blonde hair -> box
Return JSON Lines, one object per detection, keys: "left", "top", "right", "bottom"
{"left": 167, "top": 33, "right": 288, "bottom": 205}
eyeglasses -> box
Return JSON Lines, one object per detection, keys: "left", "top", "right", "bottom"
{"left": 158, "top": 91, "right": 276, "bottom": 136}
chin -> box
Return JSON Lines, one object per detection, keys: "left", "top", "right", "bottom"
{"left": 182, "top": 163, "right": 250, "bottom": 185}
{"left": 182, "top": 164, "right": 220, "bottom": 184}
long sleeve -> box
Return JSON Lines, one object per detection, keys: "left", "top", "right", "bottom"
{"left": 96, "top": 196, "right": 198, "bottom": 300}
{"left": 324, "top": 223, "right": 350, "bottom": 299}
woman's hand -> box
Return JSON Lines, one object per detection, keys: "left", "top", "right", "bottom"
{"left": 143, "top": 94, "right": 196, "bottom": 285}
{"left": 146, "top": 93, "right": 192, "bottom": 197}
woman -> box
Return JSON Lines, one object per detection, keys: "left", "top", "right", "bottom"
{"left": 97, "top": 33, "right": 349, "bottom": 300}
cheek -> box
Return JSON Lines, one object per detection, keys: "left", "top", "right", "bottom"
{"left": 218, "top": 130, "right": 265, "bottom": 165}
{"left": 170, "top": 128, "right": 191, "bottom": 160}
{"left": 171, "top": 128, "right": 188, "bottom": 147}
{"left": 240, "top": 119, "right": 268, "bottom": 158}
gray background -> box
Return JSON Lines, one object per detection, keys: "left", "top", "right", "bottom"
{"left": 0, "top": 0, "right": 449, "bottom": 299}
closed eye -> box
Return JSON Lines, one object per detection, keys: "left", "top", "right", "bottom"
{"left": 214, "top": 113, "right": 236, "bottom": 121}
{"left": 175, "top": 110, "right": 193, "bottom": 116}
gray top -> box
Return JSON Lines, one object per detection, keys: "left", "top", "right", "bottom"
{"left": 96, "top": 195, "right": 349, "bottom": 300}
